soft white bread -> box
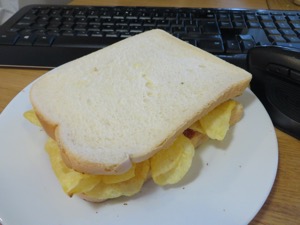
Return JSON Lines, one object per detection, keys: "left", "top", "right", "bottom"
{"left": 30, "top": 29, "right": 251, "bottom": 175}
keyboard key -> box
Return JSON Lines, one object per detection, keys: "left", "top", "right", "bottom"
{"left": 219, "top": 21, "right": 233, "bottom": 28}
{"left": 120, "top": 32, "right": 133, "bottom": 38}
{"left": 184, "top": 20, "right": 197, "bottom": 26}
{"left": 74, "top": 9, "right": 86, "bottom": 18}
{"left": 266, "top": 28, "right": 281, "bottom": 35}
{"left": 238, "top": 34, "right": 254, "bottom": 41}
{"left": 171, "top": 25, "right": 186, "bottom": 33}
{"left": 106, "top": 32, "right": 119, "bottom": 38}
{"left": 130, "top": 27, "right": 144, "bottom": 33}
{"left": 22, "top": 14, "right": 38, "bottom": 21}
{"left": 233, "top": 21, "right": 246, "bottom": 28}
{"left": 16, "top": 19, "right": 33, "bottom": 26}
{"left": 62, "top": 30, "right": 76, "bottom": 36}
{"left": 285, "top": 36, "right": 300, "bottom": 43}
{"left": 287, "top": 15, "right": 300, "bottom": 21}
{"left": 76, "top": 17, "right": 88, "bottom": 24}
{"left": 273, "top": 15, "right": 286, "bottom": 21}
{"left": 156, "top": 19, "right": 170, "bottom": 27}
{"left": 245, "top": 13, "right": 258, "bottom": 21}
{"left": 76, "top": 31, "right": 89, "bottom": 36}
{"left": 33, "top": 35, "right": 55, "bottom": 46}
{"left": 268, "top": 35, "right": 286, "bottom": 43}
{"left": 34, "top": 29, "right": 47, "bottom": 35}
{"left": 197, "top": 39, "right": 224, "bottom": 53}
{"left": 280, "top": 29, "right": 296, "bottom": 36}
{"left": 0, "top": 33, "right": 19, "bottom": 45}
{"left": 61, "top": 8, "right": 74, "bottom": 17}
{"left": 74, "top": 24, "right": 87, "bottom": 31}
{"left": 248, "top": 21, "right": 261, "bottom": 28}
{"left": 276, "top": 21, "right": 291, "bottom": 29}
{"left": 50, "top": 9, "right": 62, "bottom": 17}
{"left": 87, "top": 27, "right": 100, "bottom": 32}
{"left": 259, "top": 15, "right": 272, "bottom": 21}
{"left": 202, "top": 21, "right": 220, "bottom": 34}
{"left": 39, "top": 8, "right": 50, "bottom": 16}
{"left": 218, "top": 14, "right": 230, "bottom": 21}
{"left": 87, "top": 10, "right": 99, "bottom": 19}
{"left": 15, "top": 34, "right": 36, "bottom": 46}
{"left": 232, "top": 14, "right": 244, "bottom": 21}
{"left": 31, "top": 23, "right": 48, "bottom": 30}
{"left": 291, "top": 22, "right": 300, "bottom": 29}
{"left": 262, "top": 21, "right": 276, "bottom": 28}
{"left": 47, "top": 29, "right": 61, "bottom": 36}
{"left": 186, "top": 26, "right": 201, "bottom": 33}
{"left": 90, "top": 31, "right": 104, "bottom": 37}
{"left": 115, "top": 26, "right": 129, "bottom": 33}
{"left": 47, "top": 22, "right": 61, "bottom": 29}
{"left": 275, "top": 42, "right": 300, "bottom": 49}
{"left": 60, "top": 24, "right": 74, "bottom": 30}
{"left": 242, "top": 40, "right": 255, "bottom": 52}
{"left": 226, "top": 40, "right": 242, "bottom": 53}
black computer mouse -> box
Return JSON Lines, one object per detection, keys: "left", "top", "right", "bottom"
{"left": 247, "top": 46, "right": 300, "bottom": 139}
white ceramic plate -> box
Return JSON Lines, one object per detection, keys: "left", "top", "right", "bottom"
{"left": 0, "top": 85, "right": 278, "bottom": 225}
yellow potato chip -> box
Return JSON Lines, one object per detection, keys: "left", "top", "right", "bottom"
{"left": 200, "top": 100, "right": 237, "bottom": 140}
{"left": 23, "top": 110, "right": 41, "bottom": 127}
{"left": 45, "top": 138, "right": 140, "bottom": 196}
{"left": 189, "top": 120, "right": 204, "bottom": 134}
{"left": 151, "top": 135, "right": 188, "bottom": 177}
{"left": 151, "top": 135, "right": 195, "bottom": 186}
{"left": 83, "top": 160, "right": 150, "bottom": 200}
{"left": 45, "top": 138, "right": 100, "bottom": 196}
{"left": 69, "top": 176, "right": 101, "bottom": 195}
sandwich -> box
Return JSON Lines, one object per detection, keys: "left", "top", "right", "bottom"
{"left": 26, "top": 29, "right": 252, "bottom": 202}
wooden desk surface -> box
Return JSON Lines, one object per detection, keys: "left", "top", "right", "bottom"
{"left": 0, "top": 0, "right": 299, "bottom": 224}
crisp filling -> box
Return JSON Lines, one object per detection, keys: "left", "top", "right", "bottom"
{"left": 24, "top": 100, "right": 239, "bottom": 200}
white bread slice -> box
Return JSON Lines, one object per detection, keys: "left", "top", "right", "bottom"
{"left": 30, "top": 29, "right": 251, "bottom": 175}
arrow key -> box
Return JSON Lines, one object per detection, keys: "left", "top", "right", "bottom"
{"left": 15, "top": 34, "right": 37, "bottom": 46}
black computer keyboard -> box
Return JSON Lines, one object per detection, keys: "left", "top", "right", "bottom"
{"left": 1, "top": 4, "right": 300, "bottom": 68}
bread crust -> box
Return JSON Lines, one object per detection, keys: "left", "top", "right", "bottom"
{"left": 30, "top": 29, "right": 251, "bottom": 175}
{"left": 33, "top": 107, "right": 131, "bottom": 174}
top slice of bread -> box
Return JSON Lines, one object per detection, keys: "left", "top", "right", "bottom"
{"left": 30, "top": 29, "right": 252, "bottom": 175}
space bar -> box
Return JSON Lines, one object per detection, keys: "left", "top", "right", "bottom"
{"left": 52, "top": 36, "right": 124, "bottom": 48}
